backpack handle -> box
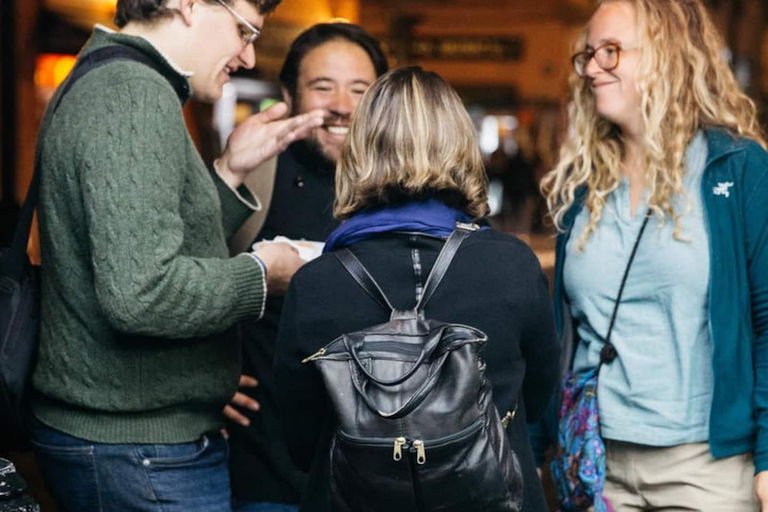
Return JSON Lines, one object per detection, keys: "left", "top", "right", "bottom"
{"left": 342, "top": 325, "right": 444, "bottom": 387}
{"left": 350, "top": 350, "right": 451, "bottom": 419}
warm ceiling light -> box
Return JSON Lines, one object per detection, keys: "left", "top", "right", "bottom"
{"left": 35, "top": 54, "right": 77, "bottom": 89}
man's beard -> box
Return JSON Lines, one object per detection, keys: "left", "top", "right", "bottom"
{"left": 290, "top": 95, "right": 343, "bottom": 171}
{"left": 299, "top": 135, "right": 336, "bottom": 170}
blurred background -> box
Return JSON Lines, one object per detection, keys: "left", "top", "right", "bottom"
{"left": 0, "top": 0, "right": 766, "bottom": 508}
{"left": 3, "top": 0, "right": 766, "bottom": 247}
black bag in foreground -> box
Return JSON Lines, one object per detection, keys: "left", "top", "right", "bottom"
{"left": 0, "top": 45, "right": 160, "bottom": 451}
{"left": 0, "top": 172, "right": 39, "bottom": 451}
{"left": 303, "top": 225, "right": 524, "bottom": 512}
{"left": 0, "top": 457, "right": 40, "bottom": 512}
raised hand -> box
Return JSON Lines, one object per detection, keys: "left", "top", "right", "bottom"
{"left": 215, "top": 102, "right": 324, "bottom": 189}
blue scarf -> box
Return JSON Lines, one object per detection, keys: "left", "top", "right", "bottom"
{"left": 324, "top": 199, "right": 476, "bottom": 253}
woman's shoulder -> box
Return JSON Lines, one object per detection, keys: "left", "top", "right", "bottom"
{"left": 464, "top": 229, "right": 544, "bottom": 269}
{"left": 291, "top": 252, "right": 342, "bottom": 284}
{"left": 291, "top": 229, "right": 546, "bottom": 290}
{"left": 705, "top": 129, "right": 768, "bottom": 205}
{"left": 706, "top": 129, "right": 768, "bottom": 167}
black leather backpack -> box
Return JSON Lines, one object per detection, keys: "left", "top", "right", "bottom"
{"left": 303, "top": 225, "right": 523, "bottom": 512}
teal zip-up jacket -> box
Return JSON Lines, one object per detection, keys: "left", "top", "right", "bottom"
{"left": 533, "top": 128, "right": 768, "bottom": 473}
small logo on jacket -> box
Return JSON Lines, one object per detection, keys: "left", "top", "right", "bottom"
{"left": 713, "top": 182, "right": 734, "bottom": 198}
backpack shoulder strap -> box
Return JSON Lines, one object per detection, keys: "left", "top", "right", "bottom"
{"left": 334, "top": 222, "right": 479, "bottom": 315}
{"left": 52, "top": 45, "right": 160, "bottom": 113}
{"left": 335, "top": 249, "right": 394, "bottom": 313}
{"left": 4, "top": 46, "right": 170, "bottom": 279}
{"left": 415, "top": 223, "right": 478, "bottom": 311}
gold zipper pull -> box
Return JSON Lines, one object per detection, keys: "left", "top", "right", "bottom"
{"left": 412, "top": 440, "right": 426, "bottom": 464}
{"left": 301, "top": 347, "right": 326, "bottom": 364}
{"left": 393, "top": 437, "right": 406, "bottom": 461}
{"left": 501, "top": 409, "right": 516, "bottom": 428}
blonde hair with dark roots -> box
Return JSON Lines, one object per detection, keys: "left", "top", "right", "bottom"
{"left": 542, "top": 0, "right": 766, "bottom": 247}
{"left": 334, "top": 66, "right": 489, "bottom": 220}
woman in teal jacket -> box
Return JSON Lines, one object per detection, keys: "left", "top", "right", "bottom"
{"left": 539, "top": 0, "right": 768, "bottom": 510}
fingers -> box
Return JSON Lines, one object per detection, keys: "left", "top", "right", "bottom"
{"left": 223, "top": 377, "right": 260, "bottom": 428}
{"left": 224, "top": 404, "right": 251, "bottom": 427}
{"left": 257, "top": 101, "right": 289, "bottom": 122}
{"left": 231, "top": 391, "right": 260, "bottom": 411}
{"left": 253, "top": 242, "right": 304, "bottom": 295}
{"left": 222, "top": 108, "right": 326, "bottom": 176}
{"left": 266, "top": 246, "right": 305, "bottom": 295}
{"left": 239, "top": 375, "right": 258, "bottom": 388}
{"left": 273, "top": 109, "right": 325, "bottom": 150}
{"left": 253, "top": 242, "right": 300, "bottom": 270}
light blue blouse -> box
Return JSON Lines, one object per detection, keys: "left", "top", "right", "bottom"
{"left": 564, "top": 132, "right": 713, "bottom": 446}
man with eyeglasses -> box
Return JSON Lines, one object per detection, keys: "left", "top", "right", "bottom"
{"left": 29, "top": 1, "right": 323, "bottom": 510}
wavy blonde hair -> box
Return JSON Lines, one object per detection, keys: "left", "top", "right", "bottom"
{"left": 542, "top": 0, "right": 766, "bottom": 247}
{"left": 334, "top": 66, "right": 489, "bottom": 220}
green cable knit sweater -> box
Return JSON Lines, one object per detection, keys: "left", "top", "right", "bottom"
{"left": 32, "top": 27, "right": 266, "bottom": 444}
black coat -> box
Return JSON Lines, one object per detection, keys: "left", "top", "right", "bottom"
{"left": 275, "top": 229, "right": 560, "bottom": 512}
{"left": 228, "top": 142, "right": 339, "bottom": 504}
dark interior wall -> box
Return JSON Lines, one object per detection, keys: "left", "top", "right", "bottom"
{"left": 1, "top": 0, "right": 18, "bottom": 243}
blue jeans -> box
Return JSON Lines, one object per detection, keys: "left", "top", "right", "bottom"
{"left": 32, "top": 420, "right": 232, "bottom": 512}
{"left": 231, "top": 501, "right": 299, "bottom": 512}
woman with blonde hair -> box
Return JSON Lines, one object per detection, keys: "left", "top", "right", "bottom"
{"left": 274, "top": 66, "right": 560, "bottom": 511}
{"left": 539, "top": 0, "right": 768, "bottom": 509}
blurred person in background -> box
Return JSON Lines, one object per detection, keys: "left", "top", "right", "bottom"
{"left": 537, "top": 0, "right": 768, "bottom": 509}
{"left": 224, "top": 23, "right": 388, "bottom": 512}
{"left": 30, "top": 0, "right": 323, "bottom": 510}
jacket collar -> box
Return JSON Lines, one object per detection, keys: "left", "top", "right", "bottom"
{"left": 562, "top": 128, "right": 746, "bottom": 232}
{"left": 704, "top": 127, "right": 749, "bottom": 168}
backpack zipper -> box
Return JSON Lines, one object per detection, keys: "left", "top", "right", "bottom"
{"left": 302, "top": 324, "right": 487, "bottom": 364}
{"left": 337, "top": 416, "right": 484, "bottom": 466}
{"left": 393, "top": 437, "right": 406, "bottom": 461}
{"left": 408, "top": 442, "right": 426, "bottom": 512}
{"left": 303, "top": 340, "right": 424, "bottom": 363}
{"left": 422, "top": 417, "right": 484, "bottom": 451}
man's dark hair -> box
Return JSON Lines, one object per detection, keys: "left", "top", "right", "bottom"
{"left": 115, "top": 0, "right": 282, "bottom": 28}
{"left": 279, "top": 23, "right": 388, "bottom": 101}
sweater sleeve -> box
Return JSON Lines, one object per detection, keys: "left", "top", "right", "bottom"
{"left": 212, "top": 170, "right": 262, "bottom": 241}
{"left": 745, "top": 143, "right": 768, "bottom": 473}
{"left": 77, "top": 78, "right": 265, "bottom": 338}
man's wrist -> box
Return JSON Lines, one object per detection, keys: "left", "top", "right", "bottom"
{"left": 214, "top": 156, "right": 243, "bottom": 189}
{"left": 248, "top": 252, "right": 268, "bottom": 279}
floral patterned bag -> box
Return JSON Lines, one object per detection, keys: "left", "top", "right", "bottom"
{"left": 551, "top": 367, "right": 612, "bottom": 512}
{"left": 550, "top": 211, "right": 651, "bottom": 512}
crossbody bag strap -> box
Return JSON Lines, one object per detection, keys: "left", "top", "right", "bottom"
{"left": 4, "top": 46, "right": 164, "bottom": 280}
{"left": 598, "top": 208, "right": 652, "bottom": 366}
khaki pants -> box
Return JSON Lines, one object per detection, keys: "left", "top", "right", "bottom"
{"left": 596, "top": 440, "right": 758, "bottom": 512}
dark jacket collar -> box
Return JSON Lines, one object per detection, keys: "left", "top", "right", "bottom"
{"left": 704, "top": 127, "right": 750, "bottom": 168}
{"left": 284, "top": 141, "right": 336, "bottom": 177}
